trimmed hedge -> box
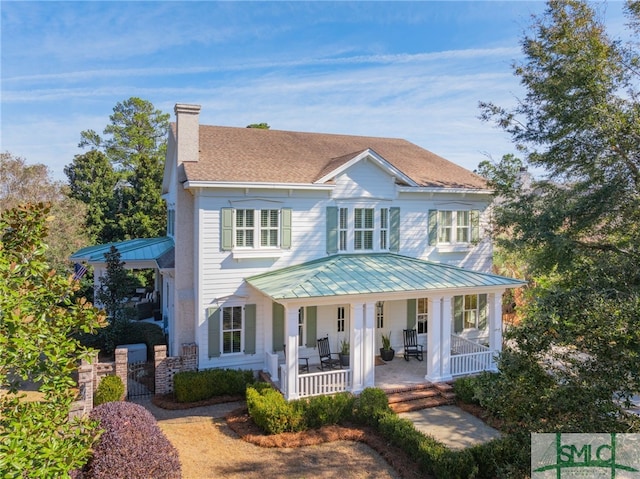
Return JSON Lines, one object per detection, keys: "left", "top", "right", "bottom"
{"left": 93, "top": 375, "right": 124, "bottom": 406}
{"left": 173, "top": 368, "right": 255, "bottom": 403}
{"left": 80, "top": 402, "right": 180, "bottom": 479}
{"left": 352, "top": 387, "right": 391, "bottom": 426}
{"left": 246, "top": 385, "right": 306, "bottom": 434}
{"left": 304, "top": 392, "right": 354, "bottom": 429}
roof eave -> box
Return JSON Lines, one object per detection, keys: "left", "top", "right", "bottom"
{"left": 183, "top": 180, "right": 335, "bottom": 191}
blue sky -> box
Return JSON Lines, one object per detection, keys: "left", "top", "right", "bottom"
{"left": 1, "top": 1, "right": 629, "bottom": 182}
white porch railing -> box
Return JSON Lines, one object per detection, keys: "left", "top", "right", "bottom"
{"left": 450, "top": 334, "right": 496, "bottom": 376}
{"left": 280, "top": 365, "right": 352, "bottom": 398}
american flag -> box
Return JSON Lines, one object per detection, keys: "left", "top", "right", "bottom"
{"left": 72, "top": 263, "right": 88, "bottom": 281}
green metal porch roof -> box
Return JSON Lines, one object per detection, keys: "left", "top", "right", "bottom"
{"left": 246, "top": 253, "right": 525, "bottom": 300}
{"left": 70, "top": 237, "right": 175, "bottom": 265}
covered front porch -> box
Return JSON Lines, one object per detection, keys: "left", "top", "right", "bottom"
{"left": 247, "top": 253, "right": 524, "bottom": 400}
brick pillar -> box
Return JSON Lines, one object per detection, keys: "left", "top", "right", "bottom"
{"left": 77, "top": 358, "right": 94, "bottom": 415}
{"left": 115, "top": 347, "right": 128, "bottom": 399}
{"left": 181, "top": 343, "right": 198, "bottom": 372}
{"left": 154, "top": 345, "right": 168, "bottom": 395}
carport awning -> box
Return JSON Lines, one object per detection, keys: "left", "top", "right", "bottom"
{"left": 70, "top": 237, "right": 174, "bottom": 268}
{"left": 246, "top": 253, "right": 525, "bottom": 300}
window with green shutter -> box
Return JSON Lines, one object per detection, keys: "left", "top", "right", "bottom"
{"left": 221, "top": 208, "right": 292, "bottom": 251}
{"left": 429, "top": 209, "right": 480, "bottom": 246}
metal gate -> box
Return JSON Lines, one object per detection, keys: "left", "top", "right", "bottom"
{"left": 127, "top": 360, "right": 155, "bottom": 399}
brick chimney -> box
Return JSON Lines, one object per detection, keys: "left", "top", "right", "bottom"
{"left": 174, "top": 103, "right": 201, "bottom": 165}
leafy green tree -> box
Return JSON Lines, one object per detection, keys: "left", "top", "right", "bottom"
{"left": 246, "top": 122, "right": 270, "bottom": 129}
{"left": 65, "top": 97, "right": 170, "bottom": 243}
{"left": 478, "top": 0, "right": 640, "bottom": 431}
{"left": 1, "top": 152, "right": 89, "bottom": 272}
{"left": 0, "top": 202, "right": 105, "bottom": 478}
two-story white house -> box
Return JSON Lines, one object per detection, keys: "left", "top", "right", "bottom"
{"left": 73, "top": 103, "right": 524, "bottom": 400}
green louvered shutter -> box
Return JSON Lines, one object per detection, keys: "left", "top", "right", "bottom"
{"left": 326, "top": 206, "right": 338, "bottom": 254}
{"left": 244, "top": 304, "right": 256, "bottom": 354}
{"left": 281, "top": 208, "right": 292, "bottom": 250}
{"left": 207, "top": 307, "right": 221, "bottom": 358}
{"left": 306, "top": 306, "right": 317, "bottom": 348}
{"left": 406, "top": 299, "right": 416, "bottom": 330}
{"left": 478, "top": 294, "right": 487, "bottom": 330}
{"left": 453, "top": 296, "right": 464, "bottom": 334}
{"left": 272, "top": 302, "right": 284, "bottom": 352}
{"left": 221, "top": 208, "right": 234, "bottom": 251}
{"left": 428, "top": 210, "right": 438, "bottom": 246}
{"left": 389, "top": 207, "right": 400, "bottom": 252}
{"left": 470, "top": 210, "right": 480, "bottom": 243}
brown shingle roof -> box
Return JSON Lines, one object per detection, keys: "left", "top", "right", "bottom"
{"left": 181, "top": 124, "right": 487, "bottom": 189}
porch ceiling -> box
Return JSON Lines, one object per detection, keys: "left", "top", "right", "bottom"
{"left": 246, "top": 253, "right": 525, "bottom": 300}
{"left": 70, "top": 237, "right": 175, "bottom": 268}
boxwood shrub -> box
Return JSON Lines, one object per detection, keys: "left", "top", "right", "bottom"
{"left": 80, "top": 402, "right": 180, "bottom": 479}
{"left": 352, "top": 387, "right": 391, "bottom": 426}
{"left": 303, "top": 392, "right": 354, "bottom": 429}
{"left": 246, "top": 385, "right": 305, "bottom": 434}
{"left": 93, "top": 375, "right": 124, "bottom": 406}
{"left": 173, "top": 368, "right": 255, "bottom": 403}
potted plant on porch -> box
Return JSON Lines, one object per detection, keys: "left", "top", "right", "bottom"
{"left": 339, "top": 338, "right": 350, "bottom": 367}
{"left": 380, "top": 332, "right": 395, "bottom": 361}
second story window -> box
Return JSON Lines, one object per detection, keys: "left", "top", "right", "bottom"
{"left": 221, "top": 208, "right": 292, "bottom": 252}
{"left": 327, "top": 206, "right": 400, "bottom": 254}
{"left": 236, "top": 209, "right": 255, "bottom": 247}
{"left": 429, "top": 209, "right": 480, "bottom": 247}
{"left": 354, "top": 208, "right": 374, "bottom": 250}
{"left": 260, "top": 209, "right": 279, "bottom": 247}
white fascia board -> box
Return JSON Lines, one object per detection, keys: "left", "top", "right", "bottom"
{"left": 397, "top": 186, "right": 494, "bottom": 195}
{"left": 183, "top": 181, "right": 334, "bottom": 191}
{"left": 315, "top": 149, "right": 418, "bottom": 186}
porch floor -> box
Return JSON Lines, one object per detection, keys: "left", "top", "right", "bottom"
{"left": 374, "top": 355, "right": 429, "bottom": 391}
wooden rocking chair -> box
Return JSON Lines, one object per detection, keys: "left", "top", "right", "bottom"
{"left": 317, "top": 336, "right": 342, "bottom": 370}
{"left": 403, "top": 329, "right": 424, "bottom": 361}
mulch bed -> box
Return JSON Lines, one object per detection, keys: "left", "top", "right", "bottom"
{"left": 154, "top": 394, "right": 427, "bottom": 479}
{"left": 225, "top": 406, "right": 427, "bottom": 479}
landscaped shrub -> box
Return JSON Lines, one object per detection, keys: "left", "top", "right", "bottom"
{"left": 80, "top": 402, "right": 181, "bottom": 479}
{"left": 246, "top": 385, "right": 305, "bottom": 434}
{"left": 452, "top": 375, "right": 481, "bottom": 405}
{"left": 469, "top": 432, "right": 531, "bottom": 479}
{"left": 93, "top": 375, "right": 124, "bottom": 406}
{"left": 302, "top": 392, "right": 354, "bottom": 429}
{"left": 352, "top": 387, "right": 391, "bottom": 426}
{"left": 173, "top": 368, "right": 255, "bottom": 402}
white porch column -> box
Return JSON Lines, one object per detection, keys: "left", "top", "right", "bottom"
{"left": 489, "top": 292, "right": 504, "bottom": 371}
{"left": 440, "top": 296, "right": 452, "bottom": 381}
{"left": 284, "top": 306, "right": 300, "bottom": 400}
{"left": 426, "top": 296, "right": 442, "bottom": 382}
{"left": 363, "top": 302, "right": 376, "bottom": 389}
{"left": 426, "top": 296, "right": 453, "bottom": 383}
{"left": 350, "top": 302, "right": 364, "bottom": 393}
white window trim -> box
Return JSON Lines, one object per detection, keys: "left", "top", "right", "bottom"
{"left": 221, "top": 305, "right": 244, "bottom": 355}
{"left": 230, "top": 208, "right": 285, "bottom": 259}
{"left": 337, "top": 206, "right": 391, "bottom": 253}
{"left": 435, "top": 210, "right": 476, "bottom": 252}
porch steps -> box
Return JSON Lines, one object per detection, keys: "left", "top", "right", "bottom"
{"left": 385, "top": 383, "right": 455, "bottom": 413}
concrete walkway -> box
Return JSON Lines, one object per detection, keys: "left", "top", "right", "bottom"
{"left": 400, "top": 405, "right": 501, "bottom": 450}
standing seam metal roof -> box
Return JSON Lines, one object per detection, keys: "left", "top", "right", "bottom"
{"left": 246, "top": 253, "right": 525, "bottom": 300}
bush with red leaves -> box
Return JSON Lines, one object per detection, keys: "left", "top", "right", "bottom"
{"left": 79, "top": 402, "right": 181, "bottom": 479}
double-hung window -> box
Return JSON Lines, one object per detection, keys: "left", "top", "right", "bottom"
{"left": 429, "top": 209, "right": 479, "bottom": 246}
{"left": 417, "top": 298, "right": 428, "bottom": 334}
{"left": 221, "top": 208, "right": 292, "bottom": 252}
{"left": 260, "top": 209, "right": 279, "bottom": 247}
{"left": 453, "top": 294, "right": 488, "bottom": 333}
{"left": 327, "top": 206, "right": 399, "bottom": 254}
{"left": 222, "top": 306, "right": 243, "bottom": 354}
{"left": 236, "top": 209, "right": 255, "bottom": 247}
{"left": 354, "top": 208, "right": 374, "bottom": 250}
